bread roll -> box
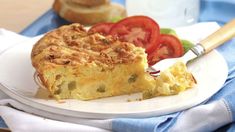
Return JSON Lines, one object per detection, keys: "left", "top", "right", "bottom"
{"left": 70, "top": 0, "right": 110, "bottom": 6}
{"left": 53, "top": 0, "right": 126, "bottom": 25}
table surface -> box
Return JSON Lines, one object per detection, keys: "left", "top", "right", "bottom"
{"left": 0, "top": 0, "right": 124, "bottom": 34}
{"left": 0, "top": 0, "right": 54, "bottom": 33}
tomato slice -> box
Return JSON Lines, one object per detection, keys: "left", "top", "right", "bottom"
{"left": 109, "top": 16, "right": 160, "bottom": 54}
{"left": 88, "top": 23, "right": 114, "bottom": 36}
{"left": 148, "top": 34, "right": 184, "bottom": 66}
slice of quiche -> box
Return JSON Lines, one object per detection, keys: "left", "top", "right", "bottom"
{"left": 31, "top": 23, "right": 156, "bottom": 100}
{"left": 31, "top": 23, "right": 196, "bottom": 101}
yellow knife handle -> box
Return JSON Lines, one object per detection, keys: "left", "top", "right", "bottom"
{"left": 199, "top": 19, "right": 235, "bottom": 53}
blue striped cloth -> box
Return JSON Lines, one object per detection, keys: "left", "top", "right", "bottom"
{"left": 0, "top": 118, "right": 7, "bottom": 128}
{"left": 1, "top": 0, "right": 235, "bottom": 131}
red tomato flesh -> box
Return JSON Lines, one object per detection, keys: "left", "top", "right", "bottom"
{"left": 88, "top": 23, "right": 114, "bottom": 36}
{"left": 148, "top": 34, "right": 184, "bottom": 66}
{"left": 109, "top": 16, "right": 160, "bottom": 54}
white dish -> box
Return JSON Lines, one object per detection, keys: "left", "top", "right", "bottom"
{"left": 0, "top": 36, "right": 228, "bottom": 119}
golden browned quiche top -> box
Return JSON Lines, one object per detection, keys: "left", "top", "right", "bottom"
{"left": 31, "top": 23, "right": 145, "bottom": 70}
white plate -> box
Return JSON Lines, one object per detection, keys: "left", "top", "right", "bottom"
{"left": 0, "top": 36, "right": 228, "bottom": 119}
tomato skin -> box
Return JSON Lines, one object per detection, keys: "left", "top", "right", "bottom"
{"left": 109, "top": 16, "right": 160, "bottom": 54}
{"left": 88, "top": 23, "right": 114, "bottom": 36}
{"left": 148, "top": 34, "right": 184, "bottom": 66}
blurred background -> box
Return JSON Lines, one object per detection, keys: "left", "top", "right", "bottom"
{"left": 0, "top": 0, "right": 234, "bottom": 36}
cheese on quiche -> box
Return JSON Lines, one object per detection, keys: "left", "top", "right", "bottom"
{"left": 31, "top": 23, "right": 156, "bottom": 100}
{"left": 31, "top": 23, "right": 196, "bottom": 101}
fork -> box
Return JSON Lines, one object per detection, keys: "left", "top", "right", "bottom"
{"left": 148, "top": 19, "right": 235, "bottom": 76}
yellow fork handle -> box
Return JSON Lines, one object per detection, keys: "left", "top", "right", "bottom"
{"left": 199, "top": 19, "right": 235, "bottom": 53}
